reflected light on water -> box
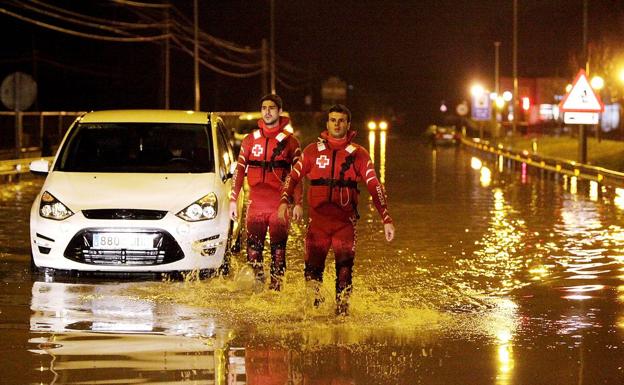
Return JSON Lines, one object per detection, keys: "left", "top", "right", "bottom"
{"left": 380, "top": 130, "right": 387, "bottom": 184}
{"left": 570, "top": 176, "right": 578, "bottom": 195}
{"left": 368, "top": 130, "right": 375, "bottom": 163}
{"left": 615, "top": 188, "right": 624, "bottom": 209}
{"left": 498, "top": 155, "right": 504, "bottom": 173}
{"left": 521, "top": 162, "right": 527, "bottom": 184}
{"left": 471, "top": 157, "right": 482, "bottom": 170}
{"left": 480, "top": 166, "right": 492, "bottom": 187}
{"left": 589, "top": 181, "right": 599, "bottom": 201}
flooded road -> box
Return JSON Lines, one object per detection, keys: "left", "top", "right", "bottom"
{"left": 2, "top": 133, "right": 624, "bottom": 384}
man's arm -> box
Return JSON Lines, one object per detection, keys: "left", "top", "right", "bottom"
{"left": 278, "top": 152, "right": 308, "bottom": 222}
{"left": 228, "top": 137, "right": 250, "bottom": 220}
{"left": 288, "top": 137, "right": 304, "bottom": 221}
{"left": 357, "top": 151, "right": 394, "bottom": 241}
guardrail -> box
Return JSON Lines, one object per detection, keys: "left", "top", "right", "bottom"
{"left": 0, "top": 156, "right": 54, "bottom": 178}
{"left": 461, "top": 137, "right": 624, "bottom": 188}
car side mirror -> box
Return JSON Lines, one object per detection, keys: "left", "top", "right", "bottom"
{"left": 221, "top": 164, "right": 234, "bottom": 183}
{"left": 228, "top": 162, "right": 236, "bottom": 177}
{"left": 30, "top": 159, "right": 50, "bottom": 176}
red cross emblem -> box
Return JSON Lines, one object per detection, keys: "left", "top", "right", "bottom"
{"left": 252, "top": 144, "right": 264, "bottom": 157}
{"left": 316, "top": 155, "right": 330, "bottom": 168}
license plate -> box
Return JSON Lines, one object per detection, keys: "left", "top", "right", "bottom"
{"left": 92, "top": 233, "right": 155, "bottom": 250}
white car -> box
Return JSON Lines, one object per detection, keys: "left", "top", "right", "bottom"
{"left": 29, "top": 110, "right": 243, "bottom": 275}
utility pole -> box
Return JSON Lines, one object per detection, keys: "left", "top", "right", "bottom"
{"left": 512, "top": 0, "right": 518, "bottom": 137}
{"left": 163, "top": 5, "right": 170, "bottom": 109}
{"left": 494, "top": 41, "right": 501, "bottom": 138}
{"left": 193, "top": 0, "right": 200, "bottom": 111}
{"left": 579, "top": 0, "right": 588, "bottom": 163}
{"left": 270, "top": 0, "right": 276, "bottom": 94}
{"left": 261, "top": 39, "right": 269, "bottom": 96}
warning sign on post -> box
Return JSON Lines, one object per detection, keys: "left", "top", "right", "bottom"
{"left": 559, "top": 69, "right": 604, "bottom": 125}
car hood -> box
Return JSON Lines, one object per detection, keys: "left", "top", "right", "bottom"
{"left": 42, "top": 172, "right": 222, "bottom": 212}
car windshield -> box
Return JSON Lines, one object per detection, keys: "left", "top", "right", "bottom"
{"left": 55, "top": 123, "right": 214, "bottom": 173}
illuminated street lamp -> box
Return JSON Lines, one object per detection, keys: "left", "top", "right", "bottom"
{"left": 367, "top": 121, "right": 377, "bottom": 130}
{"left": 471, "top": 83, "right": 485, "bottom": 97}
{"left": 502, "top": 91, "right": 513, "bottom": 102}
{"left": 590, "top": 75, "right": 604, "bottom": 90}
{"left": 379, "top": 121, "right": 388, "bottom": 131}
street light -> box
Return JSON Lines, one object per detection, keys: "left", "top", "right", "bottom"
{"left": 471, "top": 83, "right": 485, "bottom": 97}
{"left": 590, "top": 75, "right": 604, "bottom": 90}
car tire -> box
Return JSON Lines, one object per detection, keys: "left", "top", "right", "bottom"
{"left": 230, "top": 232, "right": 241, "bottom": 253}
{"left": 29, "top": 252, "right": 40, "bottom": 273}
{"left": 217, "top": 221, "right": 234, "bottom": 277}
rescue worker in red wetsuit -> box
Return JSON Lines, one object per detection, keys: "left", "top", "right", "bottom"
{"left": 278, "top": 104, "right": 395, "bottom": 315}
{"left": 229, "top": 94, "right": 303, "bottom": 291}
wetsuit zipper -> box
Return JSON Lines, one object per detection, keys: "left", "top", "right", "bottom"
{"left": 261, "top": 137, "right": 269, "bottom": 182}
{"left": 328, "top": 150, "right": 337, "bottom": 202}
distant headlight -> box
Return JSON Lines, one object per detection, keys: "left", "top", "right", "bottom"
{"left": 39, "top": 191, "right": 74, "bottom": 220}
{"left": 176, "top": 193, "right": 218, "bottom": 221}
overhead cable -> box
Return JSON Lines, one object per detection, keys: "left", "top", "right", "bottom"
{"left": 171, "top": 35, "right": 263, "bottom": 78}
{"left": 29, "top": 0, "right": 168, "bottom": 29}
{"left": 0, "top": 7, "right": 171, "bottom": 42}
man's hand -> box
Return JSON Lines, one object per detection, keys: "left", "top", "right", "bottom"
{"left": 229, "top": 201, "right": 238, "bottom": 221}
{"left": 277, "top": 202, "right": 289, "bottom": 223}
{"left": 292, "top": 204, "right": 303, "bottom": 222}
{"left": 384, "top": 223, "right": 395, "bottom": 242}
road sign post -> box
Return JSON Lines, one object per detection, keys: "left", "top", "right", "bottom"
{"left": 559, "top": 69, "right": 604, "bottom": 164}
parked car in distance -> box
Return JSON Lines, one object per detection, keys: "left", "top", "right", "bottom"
{"left": 29, "top": 110, "right": 243, "bottom": 276}
{"left": 428, "top": 125, "right": 461, "bottom": 146}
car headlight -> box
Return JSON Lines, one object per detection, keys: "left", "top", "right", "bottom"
{"left": 39, "top": 191, "right": 74, "bottom": 220}
{"left": 176, "top": 193, "right": 218, "bottom": 221}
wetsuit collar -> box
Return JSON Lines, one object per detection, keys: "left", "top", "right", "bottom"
{"left": 258, "top": 116, "right": 290, "bottom": 138}
{"left": 320, "top": 130, "right": 357, "bottom": 149}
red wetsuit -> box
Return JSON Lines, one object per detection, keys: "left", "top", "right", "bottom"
{"left": 230, "top": 117, "right": 302, "bottom": 286}
{"left": 281, "top": 130, "right": 392, "bottom": 302}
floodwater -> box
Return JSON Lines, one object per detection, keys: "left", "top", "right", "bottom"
{"left": 2, "top": 132, "right": 624, "bottom": 384}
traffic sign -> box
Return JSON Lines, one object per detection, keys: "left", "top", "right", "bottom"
{"left": 456, "top": 102, "right": 468, "bottom": 116}
{"left": 471, "top": 93, "right": 491, "bottom": 121}
{"left": 563, "top": 111, "right": 599, "bottom": 125}
{"left": 560, "top": 69, "right": 603, "bottom": 113}
{"left": 0, "top": 72, "right": 37, "bottom": 111}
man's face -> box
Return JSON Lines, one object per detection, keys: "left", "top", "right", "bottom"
{"left": 261, "top": 100, "right": 281, "bottom": 127}
{"left": 326, "top": 112, "right": 350, "bottom": 139}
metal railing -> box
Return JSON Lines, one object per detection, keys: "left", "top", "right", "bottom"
{"left": 462, "top": 137, "right": 624, "bottom": 188}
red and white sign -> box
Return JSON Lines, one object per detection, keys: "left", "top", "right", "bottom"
{"left": 251, "top": 144, "right": 263, "bottom": 157}
{"left": 560, "top": 69, "right": 604, "bottom": 125}
{"left": 316, "top": 155, "right": 330, "bottom": 168}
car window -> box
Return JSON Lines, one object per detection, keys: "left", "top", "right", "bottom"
{"left": 55, "top": 123, "right": 214, "bottom": 173}
{"left": 217, "top": 121, "right": 234, "bottom": 168}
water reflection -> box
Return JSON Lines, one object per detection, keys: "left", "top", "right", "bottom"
{"left": 367, "top": 127, "right": 387, "bottom": 183}
{"left": 29, "top": 280, "right": 234, "bottom": 384}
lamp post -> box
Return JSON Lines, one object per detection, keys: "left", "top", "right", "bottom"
{"left": 193, "top": 0, "right": 200, "bottom": 111}
{"left": 493, "top": 42, "right": 501, "bottom": 138}
{"left": 512, "top": 0, "right": 518, "bottom": 137}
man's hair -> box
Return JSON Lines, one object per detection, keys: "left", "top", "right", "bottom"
{"left": 328, "top": 104, "right": 351, "bottom": 122}
{"left": 260, "top": 94, "right": 283, "bottom": 110}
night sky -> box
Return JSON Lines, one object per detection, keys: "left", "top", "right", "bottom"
{"left": 1, "top": 1, "right": 624, "bottom": 129}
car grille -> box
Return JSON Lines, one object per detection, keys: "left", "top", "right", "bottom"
{"left": 82, "top": 209, "right": 167, "bottom": 220}
{"left": 64, "top": 229, "right": 184, "bottom": 266}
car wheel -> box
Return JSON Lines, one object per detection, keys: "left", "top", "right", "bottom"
{"left": 217, "top": 252, "right": 231, "bottom": 277}
{"left": 29, "top": 252, "right": 40, "bottom": 273}
{"left": 217, "top": 221, "right": 234, "bottom": 277}
{"left": 230, "top": 231, "right": 242, "bottom": 254}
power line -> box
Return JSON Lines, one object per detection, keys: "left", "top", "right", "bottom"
{"left": 0, "top": 6, "right": 170, "bottom": 42}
